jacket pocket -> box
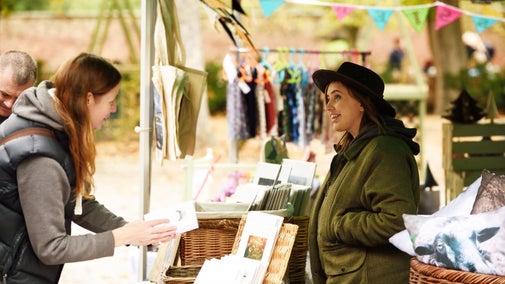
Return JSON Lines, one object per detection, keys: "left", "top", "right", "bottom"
{"left": 320, "top": 244, "right": 366, "bottom": 276}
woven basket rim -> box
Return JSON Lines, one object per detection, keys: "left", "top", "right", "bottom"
{"left": 410, "top": 257, "right": 505, "bottom": 284}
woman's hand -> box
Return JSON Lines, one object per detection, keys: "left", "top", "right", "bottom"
{"left": 112, "top": 219, "right": 178, "bottom": 247}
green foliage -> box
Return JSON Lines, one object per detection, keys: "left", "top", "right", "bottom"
{"left": 206, "top": 61, "right": 227, "bottom": 115}
{"left": 95, "top": 65, "right": 140, "bottom": 141}
{"left": 59, "top": 0, "right": 141, "bottom": 12}
{"left": 380, "top": 69, "right": 395, "bottom": 84}
{"left": 0, "top": 0, "right": 141, "bottom": 14}
{"left": 1, "top": 0, "right": 49, "bottom": 12}
{"left": 400, "top": 0, "right": 432, "bottom": 5}
{"left": 445, "top": 66, "right": 505, "bottom": 113}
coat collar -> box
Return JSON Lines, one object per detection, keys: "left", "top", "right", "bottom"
{"left": 334, "top": 124, "right": 378, "bottom": 161}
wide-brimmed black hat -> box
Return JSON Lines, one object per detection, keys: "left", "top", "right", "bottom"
{"left": 312, "top": 61, "right": 396, "bottom": 117}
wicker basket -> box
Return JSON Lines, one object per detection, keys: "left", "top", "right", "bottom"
{"left": 409, "top": 257, "right": 505, "bottom": 284}
{"left": 178, "top": 216, "right": 308, "bottom": 280}
{"left": 163, "top": 215, "right": 299, "bottom": 284}
{"left": 163, "top": 265, "right": 201, "bottom": 284}
{"left": 285, "top": 216, "right": 309, "bottom": 283}
{"left": 178, "top": 204, "right": 289, "bottom": 266}
{"left": 179, "top": 218, "right": 241, "bottom": 265}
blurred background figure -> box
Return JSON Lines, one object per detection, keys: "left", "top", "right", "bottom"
{"left": 387, "top": 37, "right": 405, "bottom": 83}
{"left": 462, "top": 31, "right": 497, "bottom": 76}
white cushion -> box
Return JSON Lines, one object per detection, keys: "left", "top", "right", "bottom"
{"left": 389, "top": 176, "right": 482, "bottom": 255}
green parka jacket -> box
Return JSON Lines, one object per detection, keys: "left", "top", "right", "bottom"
{"left": 309, "top": 116, "right": 420, "bottom": 284}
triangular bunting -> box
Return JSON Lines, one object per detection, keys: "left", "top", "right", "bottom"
{"left": 259, "top": 0, "right": 285, "bottom": 18}
{"left": 366, "top": 8, "right": 394, "bottom": 31}
{"left": 331, "top": 5, "right": 357, "bottom": 21}
{"left": 402, "top": 7, "right": 430, "bottom": 32}
{"left": 472, "top": 15, "right": 498, "bottom": 33}
{"left": 435, "top": 4, "right": 463, "bottom": 30}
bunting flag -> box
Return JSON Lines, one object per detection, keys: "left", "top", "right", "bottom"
{"left": 256, "top": 0, "right": 505, "bottom": 34}
{"left": 435, "top": 4, "right": 463, "bottom": 30}
{"left": 366, "top": 8, "right": 394, "bottom": 31}
{"left": 472, "top": 15, "right": 498, "bottom": 33}
{"left": 259, "top": 0, "right": 285, "bottom": 18}
{"left": 402, "top": 7, "right": 430, "bottom": 32}
{"left": 331, "top": 5, "right": 356, "bottom": 21}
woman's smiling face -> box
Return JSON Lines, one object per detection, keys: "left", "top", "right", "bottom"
{"left": 87, "top": 83, "right": 119, "bottom": 130}
{"left": 325, "top": 81, "right": 364, "bottom": 138}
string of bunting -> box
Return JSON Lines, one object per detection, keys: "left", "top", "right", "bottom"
{"left": 259, "top": 0, "right": 505, "bottom": 33}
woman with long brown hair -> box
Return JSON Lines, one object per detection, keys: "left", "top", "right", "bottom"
{"left": 0, "top": 53, "right": 177, "bottom": 283}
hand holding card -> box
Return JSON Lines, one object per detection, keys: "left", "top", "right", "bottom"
{"left": 144, "top": 201, "right": 199, "bottom": 234}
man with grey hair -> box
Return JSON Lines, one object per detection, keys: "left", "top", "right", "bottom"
{"left": 0, "top": 50, "right": 38, "bottom": 123}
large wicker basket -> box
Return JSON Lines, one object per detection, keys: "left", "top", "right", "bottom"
{"left": 179, "top": 218, "right": 241, "bottom": 265}
{"left": 178, "top": 204, "right": 289, "bottom": 266}
{"left": 177, "top": 216, "right": 308, "bottom": 280}
{"left": 163, "top": 214, "right": 299, "bottom": 284}
{"left": 409, "top": 257, "right": 505, "bottom": 284}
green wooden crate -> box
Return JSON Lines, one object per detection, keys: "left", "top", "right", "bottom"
{"left": 442, "top": 123, "right": 505, "bottom": 202}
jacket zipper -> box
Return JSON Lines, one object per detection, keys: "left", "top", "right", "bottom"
{"left": 3, "top": 229, "right": 27, "bottom": 284}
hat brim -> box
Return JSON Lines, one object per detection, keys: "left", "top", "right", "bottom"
{"left": 313, "top": 70, "right": 396, "bottom": 117}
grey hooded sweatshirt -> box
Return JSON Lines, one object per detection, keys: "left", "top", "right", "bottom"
{"left": 8, "top": 81, "right": 127, "bottom": 270}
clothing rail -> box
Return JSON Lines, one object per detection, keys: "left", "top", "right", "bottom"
{"left": 226, "top": 47, "right": 371, "bottom": 162}
{"left": 260, "top": 48, "right": 370, "bottom": 56}
{"left": 232, "top": 47, "right": 370, "bottom": 55}
{"left": 230, "top": 47, "right": 372, "bottom": 65}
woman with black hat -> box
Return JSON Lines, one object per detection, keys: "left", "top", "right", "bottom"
{"left": 308, "top": 62, "right": 420, "bottom": 283}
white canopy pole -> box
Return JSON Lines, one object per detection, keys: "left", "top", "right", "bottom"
{"left": 137, "top": 0, "right": 156, "bottom": 281}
